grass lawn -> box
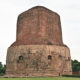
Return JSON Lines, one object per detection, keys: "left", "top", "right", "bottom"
{"left": 0, "top": 77, "right": 80, "bottom": 80}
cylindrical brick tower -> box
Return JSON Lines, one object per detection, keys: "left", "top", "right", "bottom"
{"left": 6, "top": 6, "right": 72, "bottom": 77}
{"left": 11, "top": 6, "right": 63, "bottom": 46}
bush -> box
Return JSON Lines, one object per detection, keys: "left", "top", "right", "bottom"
{"left": 62, "top": 74, "right": 80, "bottom": 78}
{"left": 0, "top": 73, "right": 5, "bottom": 76}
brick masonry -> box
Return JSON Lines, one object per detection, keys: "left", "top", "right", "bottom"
{"left": 11, "top": 6, "right": 63, "bottom": 46}
{"left": 6, "top": 6, "right": 72, "bottom": 77}
{"left": 6, "top": 45, "right": 72, "bottom": 77}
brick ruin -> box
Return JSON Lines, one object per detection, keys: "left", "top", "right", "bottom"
{"left": 6, "top": 6, "right": 72, "bottom": 77}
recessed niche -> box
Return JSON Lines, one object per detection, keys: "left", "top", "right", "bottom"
{"left": 19, "top": 56, "right": 23, "bottom": 60}
{"left": 48, "top": 55, "right": 52, "bottom": 60}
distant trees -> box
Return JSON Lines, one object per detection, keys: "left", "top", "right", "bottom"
{"left": 0, "top": 62, "right": 6, "bottom": 76}
{"left": 72, "top": 60, "right": 80, "bottom": 72}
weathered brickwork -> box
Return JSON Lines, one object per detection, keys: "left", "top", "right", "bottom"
{"left": 6, "top": 6, "right": 72, "bottom": 77}
{"left": 6, "top": 45, "right": 72, "bottom": 77}
{"left": 11, "top": 6, "right": 63, "bottom": 46}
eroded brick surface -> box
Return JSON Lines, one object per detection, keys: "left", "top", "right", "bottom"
{"left": 6, "top": 6, "right": 72, "bottom": 77}
{"left": 6, "top": 45, "right": 72, "bottom": 77}
{"left": 11, "top": 6, "right": 63, "bottom": 46}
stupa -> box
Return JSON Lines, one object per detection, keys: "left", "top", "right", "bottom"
{"left": 6, "top": 6, "right": 72, "bottom": 77}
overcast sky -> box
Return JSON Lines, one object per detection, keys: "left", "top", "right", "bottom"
{"left": 0, "top": 0, "right": 80, "bottom": 64}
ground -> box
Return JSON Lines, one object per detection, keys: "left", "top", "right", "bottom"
{"left": 0, "top": 77, "right": 80, "bottom": 80}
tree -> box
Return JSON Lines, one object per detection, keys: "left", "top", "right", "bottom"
{"left": 0, "top": 62, "right": 6, "bottom": 76}
{"left": 72, "top": 60, "right": 80, "bottom": 72}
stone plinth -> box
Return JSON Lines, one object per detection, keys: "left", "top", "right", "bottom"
{"left": 6, "top": 45, "right": 72, "bottom": 77}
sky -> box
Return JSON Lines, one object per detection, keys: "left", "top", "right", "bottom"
{"left": 0, "top": 0, "right": 80, "bottom": 64}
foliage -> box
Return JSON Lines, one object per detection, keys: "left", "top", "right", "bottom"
{"left": 72, "top": 60, "right": 80, "bottom": 72}
{"left": 0, "top": 62, "right": 6, "bottom": 76}
{"left": 62, "top": 74, "right": 80, "bottom": 78}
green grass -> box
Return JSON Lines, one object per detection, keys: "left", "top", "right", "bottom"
{"left": 0, "top": 77, "right": 80, "bottom": 80}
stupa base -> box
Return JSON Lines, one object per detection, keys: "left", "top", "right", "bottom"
{"left": 6, "top": 45, "right": 72, "bottom": 77}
